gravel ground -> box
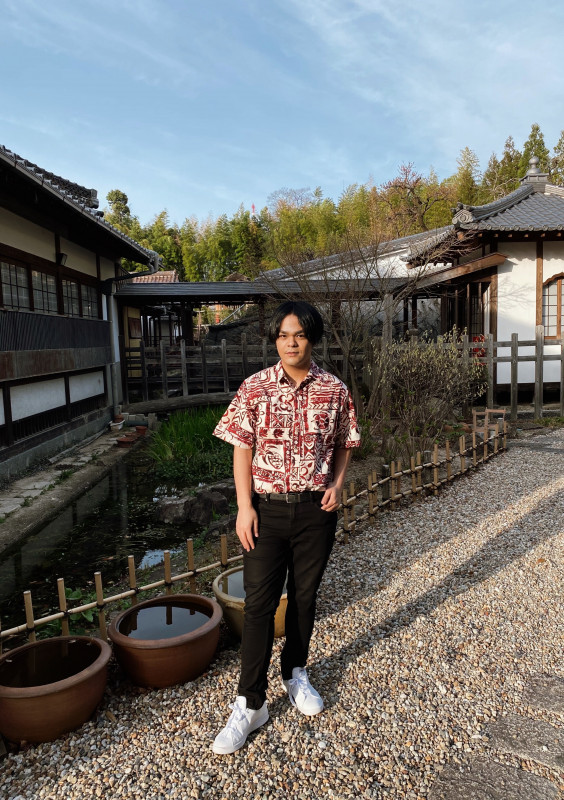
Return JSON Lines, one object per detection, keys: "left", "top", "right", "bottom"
{"left": 1, "top": 430, "right": 563, "bottom": 800}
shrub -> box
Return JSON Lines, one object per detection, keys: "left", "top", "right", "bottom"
{"left": 148, "top": 406, "right": 232, "bottom": 486}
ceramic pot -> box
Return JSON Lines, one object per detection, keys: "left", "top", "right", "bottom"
{"left": 108, "top": 594, "right": 222, "bottom": 688}
{"left": 212, "top": 565, "right": 287, "bottom": 639}
{"left": 135, "top": 425, "right": 147, "bottom": 436}
{"left": 0, "top": 636, "right": 111, "bottom": 743}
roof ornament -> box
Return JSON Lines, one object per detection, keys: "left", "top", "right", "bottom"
{"left": 452, "top": 202, "right": 476, "bottom": 226}
{"left": 520, "top": 155, "right": 549, "bottom": 185}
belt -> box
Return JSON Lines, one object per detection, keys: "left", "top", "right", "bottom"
{"left": 257, "top": 491, "right": 325, "bottom": 504}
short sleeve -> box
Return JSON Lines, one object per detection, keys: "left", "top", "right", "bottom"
{"left": 335, "top": 387, "right": 362, "bottom": 448}
{"left": 213, "top": 381, "right": 255, "bottom": 449}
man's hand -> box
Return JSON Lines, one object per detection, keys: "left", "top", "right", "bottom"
{"left": 320, "top": 484, "right": 340, "bottom": 512}
{"left": 236, "top": 504, "right": 259, "bottom": 551}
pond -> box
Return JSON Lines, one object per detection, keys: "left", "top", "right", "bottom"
{"left": 0, "top": 448, "right": 201, "bottom": 632}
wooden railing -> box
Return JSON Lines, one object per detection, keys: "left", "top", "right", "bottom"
{"left": 0, "top": 423, "right": 507, "bottom": 653}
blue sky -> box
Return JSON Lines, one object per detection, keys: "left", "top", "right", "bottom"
{"left": 2, "top": 0, "right": 564, "bottom": 226}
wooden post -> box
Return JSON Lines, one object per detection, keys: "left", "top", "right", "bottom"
{"left": 510, "top": 333, "right": 518, "bottom": 422}
{"left": 57, "top": 578, "right": 70, "bottom": 637}
{"left": 432, "top": 445, "right": 439, "bottom": 494}
{"left": 410, "top": 456, "right": 416, "bottom": 497}
{"left": 445, "top": 440, "right": 452, "bottom": 481}
{"left": 94, "top": 572, "right": 107, "bottom": 640}
{"left": 472, "top": 431, "right": 477, "bottom": 467}
{"left": 416, "top": 452, "right": 422, "bottom": 490}
{"left": 24, "top": 591, "right": 36, "bottom": 642}
{"left": 187, "top": 539, "right": 196, "bottom": 593}
{"left": 241, "top": 332, "right": 249, "bottom": 378}
{"left": 220, "top": 534, "right": 228, "bottom": 569}
{"left": 128, "top": 555, "right": 138, "bottom": 606}
{"left": 201, "top": 340, "right": 208, "bottom": 394}
{"left": 390, "top": 461, "right": 396, "bottom": 509}
{"left": 140, "top": 340, "right": 149, "bottom": 402}
{"left": 459, "top": 435, "right": 466, "bottom": 474}
{"left": 396, "top": 460, "right": 402, "bottom": 498}
{"left": 221, "top": 339, "right": 229, "bottom": 392}
{"left": 262, "top": 337, "right": 268, "bottom": 369}
{"left": 462, "top": 334, "right": 470, "bottom": 419}
{"left": 534, "top": 324, "right": 544, "bottom": 419}
{"left": 160, "top": 340, "right": 169, "bottom": 399}
{"left": 181, "top": 339, "right": 189, "bottom": 397}
{"left": 486, "top": 333, "right": 494, "bottom": 408}
{"left": 381, "top": 464, "right": 390, "bottom": 505}
{"left": 422, "top": 450, "right": 431, "bottom": 489}
{"left": 368, "top": 471, "right": 375, "bottom": 517}
{"left": 164, "top": 550, "right": 173, "bottom": 595}
{"left": 493, "top": 423, "right": 499, "bottom": 454}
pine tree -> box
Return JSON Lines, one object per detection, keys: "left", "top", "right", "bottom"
{"left": 550, "top": 130, "right": 564, "bottom": 185}
{"left": 518, "top": 123, "right": 550, "bottom": 177}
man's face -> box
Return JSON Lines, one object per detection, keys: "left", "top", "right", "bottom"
{"left": 275, "top": 314, "right": 313, "bottom": 373}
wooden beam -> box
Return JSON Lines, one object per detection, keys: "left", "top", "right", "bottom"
{"left": 536, "top": 240, "right": 543, "bottom": 327}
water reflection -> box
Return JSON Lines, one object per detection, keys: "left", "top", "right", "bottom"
{"left": 0, "top": 450, "right": 200, "bottom": 630}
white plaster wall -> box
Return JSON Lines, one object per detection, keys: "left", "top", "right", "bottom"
{"left": 69, "top": 371, "right": 104, "bottom": 403}
{"left": 60, "top": 238, "right": 97, "bottom": 277}
{"left": 0, "top": 208, "right": 55, "bottom": 261}
{"left": 496, "top": 243, "right": 537, "bottom": 384}
{"left": 11, "top": 378, "right": 66, "bottom": 421}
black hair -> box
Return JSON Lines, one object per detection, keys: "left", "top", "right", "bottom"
{"left": 268, "top": 300, "right": 324, "bottom": 345}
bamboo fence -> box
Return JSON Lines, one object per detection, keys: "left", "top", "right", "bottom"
{"left": 0, "top": 422, "right": 507, "bottom": 654}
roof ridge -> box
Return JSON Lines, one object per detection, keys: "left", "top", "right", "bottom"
{"left": 452, "top": 184, "right": 532, "bottom": 226}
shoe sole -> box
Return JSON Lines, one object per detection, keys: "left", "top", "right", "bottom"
{"left": 212, "top": 708, "right": 269, "bottom": 755}
{"left": 282, "top": 680, "right": 324, "bottom": 716}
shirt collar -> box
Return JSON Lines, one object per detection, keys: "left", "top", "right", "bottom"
{"left": 275, "top": 359, "right": 321, "bottom": 387}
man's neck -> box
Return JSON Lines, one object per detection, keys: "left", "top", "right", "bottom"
{"left": 281, "top": 361, "right": 311, "bottom": 386}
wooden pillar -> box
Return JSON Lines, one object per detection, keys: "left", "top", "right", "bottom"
{"left": 181, "top": 303, "right": 194, "bottom": 346}
{"left": 411, "top": 295, "right": 418, "bottom": 330}
{"left": 258, "top": 301, "right": 266, "bottom": 337}
{"left": 536, "top": 241, "right": 543, "bottom": 327}
{"left": 382, "top": 293, "right": 393, "bottom": 345}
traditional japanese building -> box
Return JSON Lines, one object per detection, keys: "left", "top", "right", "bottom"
{"left": 0, "top": 146, "right": 160, "bottom": 479}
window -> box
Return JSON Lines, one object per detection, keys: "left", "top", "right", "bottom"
{"left": 81, "top": 284, "right": 99, "bottom": 319}
{"left": 1, "top": 262, "right": 30, "bottom": 309}
{"left": 32, "top": 270, "right": 58, "bottom": 314}
{"left": 62, "top": 279, "right": 80, "bottom": 316}
{"left": 542, "top": 277, "right": 564, "bottom": 337}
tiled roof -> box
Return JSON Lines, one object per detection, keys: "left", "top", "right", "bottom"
{"left": 0, "top": 145, "right": 98, "bottom": 208}
{"left": 131, "top": 270, "right": 178, "bottom": 283}
{"left": 453, "top": 184, "right": 564, "bottom": 231}
{"left": 0, "top": 144, "right": 159, "bottom": 267}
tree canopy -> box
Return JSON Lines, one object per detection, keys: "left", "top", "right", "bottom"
{"left": 104, "top": 123, "right": 564, "bottom": 280}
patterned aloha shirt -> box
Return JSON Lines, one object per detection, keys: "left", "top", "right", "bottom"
{"left": 213, "top": 360, "right": 361, "bottom": 494}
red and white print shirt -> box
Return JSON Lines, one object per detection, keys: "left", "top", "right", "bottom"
{"left": 213, "top": 360, "right": 361, "bottom": 494}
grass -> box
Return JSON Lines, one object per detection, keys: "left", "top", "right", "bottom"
{"left": 148, "top": 406, "right": 233, "bottom": 486}
{"left": 534, "top": 416, "right": 564, "bottom": 428}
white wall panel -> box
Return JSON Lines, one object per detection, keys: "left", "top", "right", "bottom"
{"left": 69, "top": 371, "right": 104, "bottom": 402}
{"left": 11, "top": 379, "right": 66, "bottom": 421}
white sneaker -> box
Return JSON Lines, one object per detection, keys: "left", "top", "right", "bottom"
{"left": 212, "top": 696, "right": 269, "bottom": 754}
{"left": 283, "top": 667, "right": 324, "bottom": 716}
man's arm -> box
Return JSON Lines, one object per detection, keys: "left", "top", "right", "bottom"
{"left": 321, "top": 447, "right": 352, "bottom": 512}
{"left": 233, "top": 445, "right": 259, "bottom": 551}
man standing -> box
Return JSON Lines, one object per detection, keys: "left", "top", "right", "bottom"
{"left": 212, "top": 300, "right": 360, "bottom": 754}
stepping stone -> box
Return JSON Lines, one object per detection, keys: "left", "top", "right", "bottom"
{"left": 429, "top": 758, "right": 558, "bottom": 800}
{"left": 0, "top": 500, "right": 22, "bottom": 516}
{"left": 523, "top": 676, "right": 564, "bottom": 716}
{"left": 487, "top": 714, "right": 563, "bottom": 771}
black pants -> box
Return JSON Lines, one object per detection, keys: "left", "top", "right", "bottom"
{"left": 238, "top": 495, "right": 337, "bottom": 709}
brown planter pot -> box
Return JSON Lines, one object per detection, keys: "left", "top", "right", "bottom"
{"left": 212, "top": 565, "right": 287, "bottom": 639}
{"left": 0, "top": 636, "right": 111, "bottom": 743}
{"left": 135, "top": 425, "right": 147, "bottom": 436}
{"left": 108, "top": 594, "right": 222, "bottom": 688}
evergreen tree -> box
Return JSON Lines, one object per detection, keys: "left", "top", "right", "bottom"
{"left": 550, "top": 130, "right": 564, "bottom": 185}
{"left": 448, "top": 147, "right": 481, "bottom": 206}
{"left": 518, "top": 123, "right": 550, "bottom": 177}
{"left": 497, "top": 136, "right": 522, "bottom": 195}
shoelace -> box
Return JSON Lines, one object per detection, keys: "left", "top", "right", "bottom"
{"left": 222, "top": 701, "right": 251, "bottom": 741}
{"left": 286, "top": 669, "right": 310, "bottom": 708}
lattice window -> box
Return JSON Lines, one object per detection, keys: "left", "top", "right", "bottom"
{"left": 32, "top": 270, "right": 58, "bottom": 314}
{"left": 1, "top": 261, "right": 30, "bottom": 310}
{"left": 62, "top": 279, "right": 80, "bottom": 316}
{"left": 81, "top": 284, "right": 99, "bottom": 319}
{"left": 542, "top": 277, "right": 564, "bottom": 337}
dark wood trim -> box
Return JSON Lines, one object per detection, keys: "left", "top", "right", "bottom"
{"left": 489, "top": 272, "right": 498, "bottom": 341}
{"left": 418, "top": 252, "right": 507, "bottom": 289}
{"left": 536, "top": 240, "right": 543, "bottom": 327}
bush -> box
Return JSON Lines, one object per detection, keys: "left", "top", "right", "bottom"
{"left": 148, "top": 406, "right": 233, "bottom": 485}
{"left": 366, "top": 333, "right": 487, "bottom": 461}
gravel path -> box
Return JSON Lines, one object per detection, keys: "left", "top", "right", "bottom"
{"left": 1, "top": 431, "right": 563, "bottom": 799}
